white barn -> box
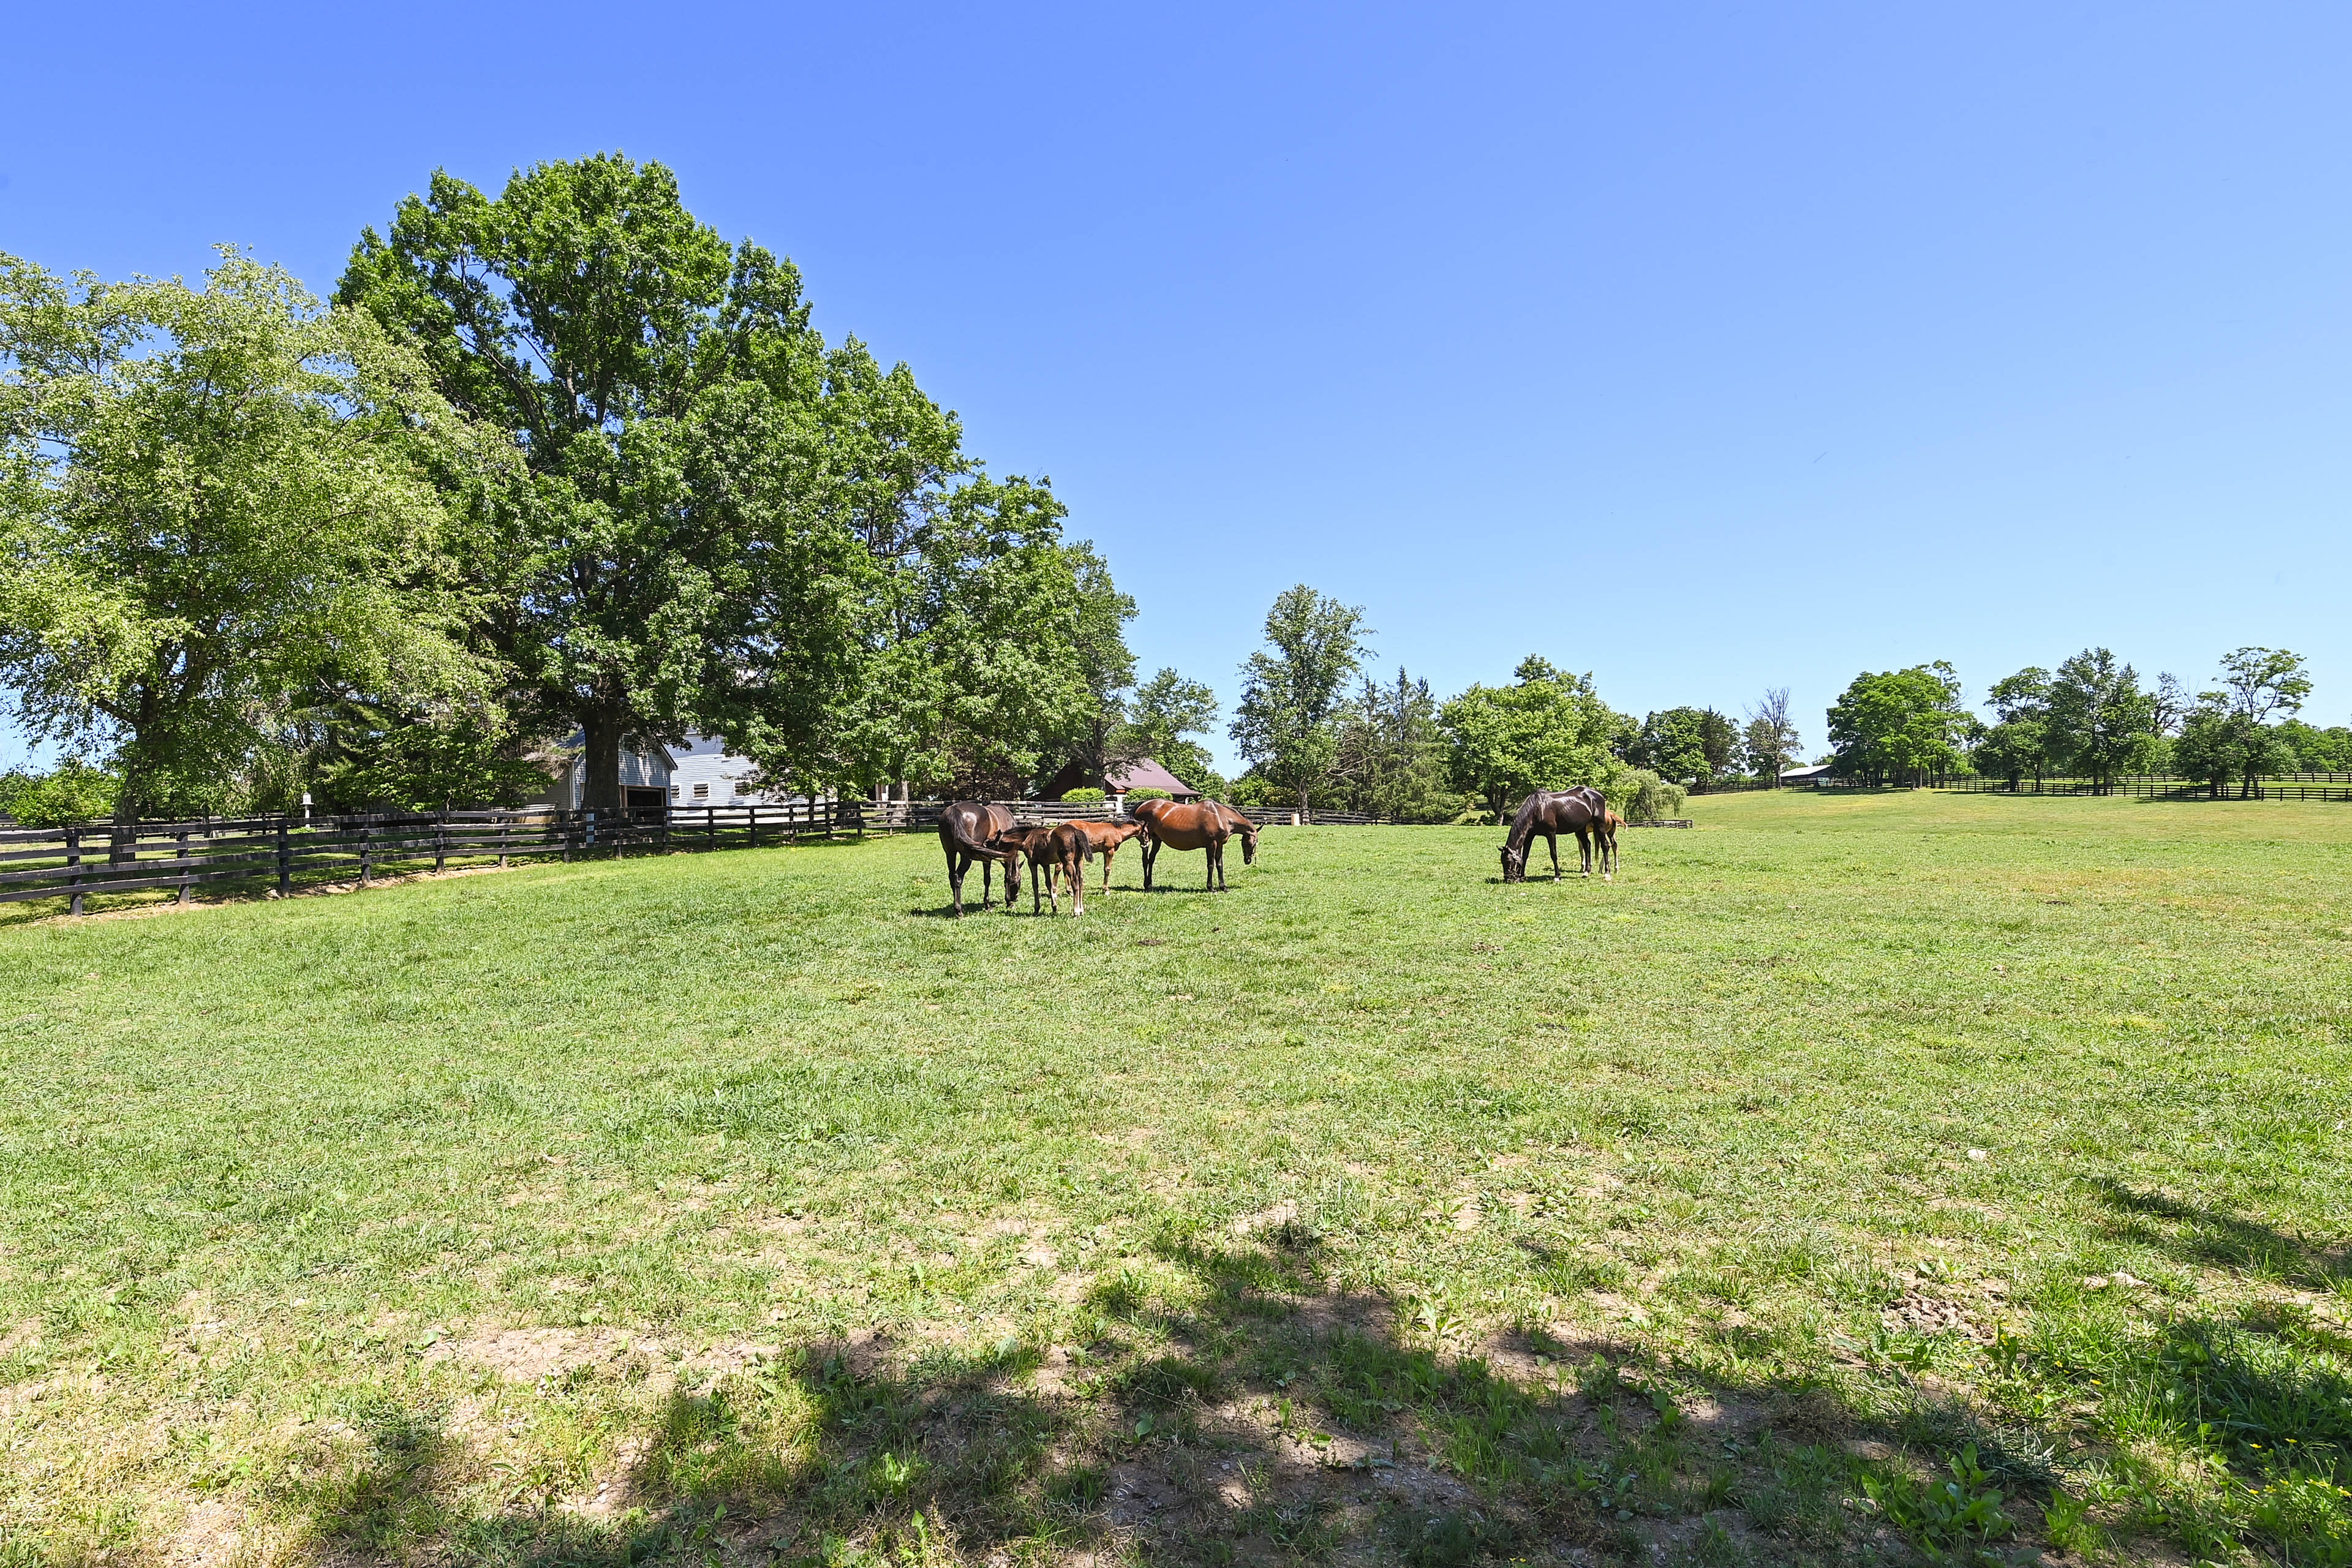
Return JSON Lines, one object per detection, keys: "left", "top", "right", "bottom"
{"left": 532, "top": 733, "right": 774, "bottom": 812}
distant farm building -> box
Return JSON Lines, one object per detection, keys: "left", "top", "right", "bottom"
{"left": 532, "top": 733, "right": 777, "bottom": 813}
{"left": 1035, "top": 756, "right": 1200, "bottom": 803}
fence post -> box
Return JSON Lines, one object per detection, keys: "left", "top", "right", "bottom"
{"left": 561, "top": 811, "right": 572, "bottom": 863}
{"left": 498, "top": 813, "right": 509, "bottom": 869}
{"left": 360, "top": 818, "right": 374, "bottom": 884}
{"left": 276, "top": 818, "right": 291, "bottom": 898}
{"left": 177, "top": 828, "right": 193, "bottom": 905}
{"left": 586, "top": 809, "right": 597, "bottom": 853}
{"left": 435, "top": 810, "right": 447, "bottom": 874}
{"left": 66, "top": 827, "right": 83, "bottom": 916}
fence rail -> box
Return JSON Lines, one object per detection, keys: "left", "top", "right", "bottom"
{"left": 0, "top": 799, "right": 866, "bottom": 911}
{"left": 1941, "top": 774, "right": 2352, "bottom": 801}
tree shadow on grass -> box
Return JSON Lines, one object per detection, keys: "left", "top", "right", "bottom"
{"left": 2087, "top": 1177, "right": 2349, "bottom": 1287}
{"left": 282, "top": 1224, "right": 2103, "bottom": 1567}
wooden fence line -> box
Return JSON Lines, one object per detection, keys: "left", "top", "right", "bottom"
{"left": 0, "top": 800, "right": 866, "bottom": 911}
{"left": 1941, "top": 774, "right": 2352, "bottom": 801}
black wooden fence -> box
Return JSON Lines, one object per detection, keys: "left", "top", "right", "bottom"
{"left": 0, "top": 799, "right": 865, "bottom": 912}
{"left": 1943, "top": 773, "right": 2352, "bottom": 802}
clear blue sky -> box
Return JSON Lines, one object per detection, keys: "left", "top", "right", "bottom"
{"left": 6, "top": 2, "right": 2348, "bottom": 774}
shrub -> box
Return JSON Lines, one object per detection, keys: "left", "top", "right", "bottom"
{"left": 1123, "top": 787, "right": 1171, "bottom": 802}
{"left": 0, "top": 761, "right": 120, "bottom": 827}
{"left": 1227, "top": 774, "right": 1278, "bottom": 810}
{"left": 1595, "top": 764, "right": 1685, "bottom": 823}
{"left": 1061, "top": 786, "right": 1107, "bottom": 802}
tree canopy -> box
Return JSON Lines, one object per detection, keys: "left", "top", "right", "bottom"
{"left": 1125, "top": 668, "right": 1223, "bottom": 797}
{"left": 339, "top": 152, "right": 1119, "bottom": 807}
{"left": 1826, "top": 663, "right": 1973, "bottom": 785}
{"left": 0, "top": 249, "right": 492, "bottom": 824}
{"left": 1229, "top": 585, "right": 1372, "bottom": 812}
{"left": 2043, "top": 647, "right": 2157, "bottom": 786}
{"left": 1440, "top": 658, "right": 1627, "bottom": 820}
{"left": 1627, "top": 706, "right": 1737, "bottom": 786}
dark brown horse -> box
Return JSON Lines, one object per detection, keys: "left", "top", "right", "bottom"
{"left": 938, "top": 801, "right": 1019, "bottom": 915}
{"left": 1500, "top": 787, "right": 1607, "bottom": 881}
{"left": 1133, "top": 799, "right": 1258, "bottom": 892}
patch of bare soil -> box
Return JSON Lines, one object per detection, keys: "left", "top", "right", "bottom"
{"left": 159, "top": 1498, "right": 244, "bottom": 1568}
{"left": 1881, "top": 1290, "right": 1994, "bottom": 1341}
{"left": 429, "top": 1324, "right": 786, "bottom": 1387}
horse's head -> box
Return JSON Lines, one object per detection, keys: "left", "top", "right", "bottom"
{"left": 1237, "top": 822, "right": 1258, "bottom": 865}
{"left": 1499, "top": 841, "right": 1526, "bottom": 881}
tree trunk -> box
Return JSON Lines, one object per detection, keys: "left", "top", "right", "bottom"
{"left": 579, "top": 712, "right": 625, "bottom": 813}
{"left": 110, "top": 767, "right": 143, "bottom": 865}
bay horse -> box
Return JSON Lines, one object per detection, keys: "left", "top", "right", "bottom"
{"left": 1500, "top": 787, "right": 1607, "bottom": 882}
{"left": 1133, "top": 799, "right": 1258, "bottom": 892}
{"left": 938, "top": 800, "right": 1019, "bottom": 916}
{"left": 1596, "top": 808, "right": 1622, "bottom": 880}
{"left": 1043, "top": 819, "right": 1149, "bottom": 914}
{"left": 987, "top": 824, "right": 1061, "bottom": 913}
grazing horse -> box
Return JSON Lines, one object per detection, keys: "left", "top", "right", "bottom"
{"left": 1500, "top": 787, "right": 1607, "bottom": 882}
{"left": 987, "top": 824, "right": 1061, "bottom": 913}
{"left": 1042, "top": 820, "right": 1148, "bottom": 914}
{"left": 938, "top": 800, "right": 1019, "bottom": 916}
{"left": 1133, "top": 799, "right": 1258, "bottom": 892}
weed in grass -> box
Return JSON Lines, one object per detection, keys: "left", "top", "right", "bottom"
{"left": 1861, "top": 1444, "right": 2013, "bottom": 1562}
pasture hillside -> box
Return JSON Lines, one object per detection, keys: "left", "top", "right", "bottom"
{"left": 1, "top": 793, "right": 2347, "bottom": 1565}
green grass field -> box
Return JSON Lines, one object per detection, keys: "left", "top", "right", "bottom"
{"left": 2, "top": 790, "right": 2349, "bottom": 1567}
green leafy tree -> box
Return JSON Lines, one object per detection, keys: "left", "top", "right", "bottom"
{"left": 0, "top": 250, "right": 490, "bottom": 829}
{"left": 1046, "top": 543, "right": 1139, "bottom": 794}
{"left": 2174, "top": 647, "right": 2313, "bottom": 799}
{"left": 2044, "top": 648, "right": 2158, "bottom": 789}
{"left": 1974, "top": 667, "right": 2053, "bottom": 788}
{"left": 1441, "top": 657, "right": 1629, "bottom": 820}
{"left": 1629, "top": 706, "right": 1738, "bottom": 786}
{"left": 1826, "top": 663, "right": 1973, "bottom": 786}
{"left": 2172, "top": 704, "right": 2289, "bottom": 797}
{"left": 1124, "top": 668, "right": 1224, "bottom": 797}
{"left": 303, "top": 699, "right": 549, "bottom": 810}
{"left": 838, "top": 480, "right": 1099, "bottom": 797}
{"left": 1331, "top": 668, "right": 1455, "bottom": 821}
{"left": 1230, "top": 586, "right": 1372, "bottom": 813}
{"left": 2274, "top": 719, "right": 2352, "bottom": 772}
{"left": 1741, "top": 687, "right": 1800, "bottom": 783}
{"left": 339, "top": 153, "right": 881, "bottom": 810}
{"left": 0, "top": 759, "right": 119, "bottom": 827}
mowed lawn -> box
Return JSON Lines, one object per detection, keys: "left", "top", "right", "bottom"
{"left": 2, "top": 792, "right": 2349, "bottom": 1566}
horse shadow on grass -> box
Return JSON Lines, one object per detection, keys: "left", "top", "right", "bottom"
{"left": 278, "top": 1218, "right": 2102, "bottom": 1568}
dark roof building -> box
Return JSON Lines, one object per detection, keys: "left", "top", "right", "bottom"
{"left": 1035, "top": 756, "right": 1200, "bottom": 802}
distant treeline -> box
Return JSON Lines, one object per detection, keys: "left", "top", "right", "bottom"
{"left": 1816, "top": 649, "right": 2329, "bottom": 795}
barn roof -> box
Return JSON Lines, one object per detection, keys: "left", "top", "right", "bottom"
{"left": 1108, "top": 757, "right": 1196, "bottom": 796}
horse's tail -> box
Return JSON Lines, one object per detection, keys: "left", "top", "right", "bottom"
{"left": 942, "top": 814, "right": 1006, "bottom": 862}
